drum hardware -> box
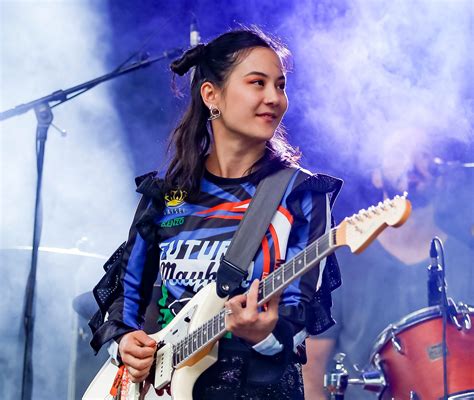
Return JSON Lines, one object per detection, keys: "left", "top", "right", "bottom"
{"left": 324, "top": 353, "right": 386, "bottom": 399}
{"left": 457, "top": 302, "right": 472, "bottom": 330}
{"left": 446, "top": 298, "right": 470, "bottom": 331}
{"left": 369, "top": 303, "right": 474, "bottom": 400}
{"left": 447, "top": 391, "right": 474, "bottom": 399}
{"left": 389, "top": 326, "right": 404, "bottom": 353}
{"left": 324, "top": 353, "right": 349, "bottom": 399}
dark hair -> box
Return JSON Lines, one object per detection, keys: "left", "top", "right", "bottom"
{"left": 165, "top": 28, "right": 301, "bottom": 193}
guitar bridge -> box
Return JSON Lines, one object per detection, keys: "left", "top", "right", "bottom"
{"left": 154, "top": 342, "right": 173, "bottom": 390}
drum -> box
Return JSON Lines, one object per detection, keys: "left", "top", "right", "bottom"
{"left": 370, "top": 304, "right": 474, "bottom": 400}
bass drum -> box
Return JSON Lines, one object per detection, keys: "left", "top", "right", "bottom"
{"left": 370, "top": 303, "right": 474, "bottom": 400}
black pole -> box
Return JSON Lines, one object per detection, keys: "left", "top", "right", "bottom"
{"left": 0, "top": 47, "right": 182, "bottom": 399}
{"left": 21, "top": 103, "right": 52, "bottom": 400}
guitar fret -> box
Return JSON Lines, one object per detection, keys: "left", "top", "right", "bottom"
{"left": 197, "top": 326, "right": 202, "bottom": 348}
{"left": 188, "top": 334, "right": 193, "bottom": 357}
{"left": 274, "top": 268, "right": 283, "bottom": 290}
{"left": 283, "top": 263, "right": 292, "bottom": 282}
{"left": 179, "top": 342, "right": 184, "bottom": 364}
{"left": 219, "top": 312, "right": 225, "bottom": 331}
{"left": 258, "top": 282, "right": 264, "bottom": 302}
{"left": 307, "top": 243, "right": 317, "bottom": 264}
{"left": 172, "top": 345, "right": 178, "bottom": 366}
{"left": 264, "top": 278, "right": 272, "bottom": 297}
{"left": 295, "top": 254, "right": 304, "bottom": 274}
{"left": 184, "top": 336, "right": 190, "bottom": 359}
{"left": 204, "top": 321, "right": 209, "bottom": 343}
{"left": 213, "top": 315, "right": 219, "bottom": 338}
{"left": 192, "top": 331, "right": 197, "bottom": 353}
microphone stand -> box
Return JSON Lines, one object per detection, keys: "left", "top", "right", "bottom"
{"left": 0, "top": 47, "right": 182, "bottom": 400}
{"left": 429, "top": 237, "right": 449, "bottom": 400}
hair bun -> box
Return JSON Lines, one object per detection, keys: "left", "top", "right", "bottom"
{"left": 170, "top": 44, "right": 206, "bottom": 76}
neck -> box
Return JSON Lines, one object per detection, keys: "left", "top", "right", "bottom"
{"left": 205, "top": 133, "right": 266, "bottom": 178}
{"left": 377, "top": 202, "right": 448, "bottom": 264}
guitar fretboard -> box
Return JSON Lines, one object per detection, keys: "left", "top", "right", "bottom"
{"left": 172, "top": 228, "right": 338, "bottom": 367}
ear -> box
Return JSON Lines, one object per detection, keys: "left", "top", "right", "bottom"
{"left": 200, "top": 81, "right": 221, "bottom": 108}
{"left": 371, "top": 168, "right": 383, "bottom": 189}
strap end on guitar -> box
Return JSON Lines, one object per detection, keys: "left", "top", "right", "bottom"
{"left": 216, "top": 255, "right": 247, "bottom": 298}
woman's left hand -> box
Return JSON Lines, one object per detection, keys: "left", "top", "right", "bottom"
{"left": 224, "top": 279, "right": 280, "bottom": 345}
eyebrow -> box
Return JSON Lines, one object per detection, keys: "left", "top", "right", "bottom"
{"left": 244, "top": 71, "right": 286, "bottom": 80}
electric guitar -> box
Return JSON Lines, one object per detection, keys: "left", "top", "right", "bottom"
{"left": 83, "top": 194, "right": 411, "bottom": 400}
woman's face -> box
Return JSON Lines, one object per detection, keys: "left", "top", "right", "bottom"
{"left": 210, "top": 47, "right": 288, "bottom": 144}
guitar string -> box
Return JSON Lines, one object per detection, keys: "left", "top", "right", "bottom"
{"left": 172, "top": 228, "right": 337, "bottom": 365}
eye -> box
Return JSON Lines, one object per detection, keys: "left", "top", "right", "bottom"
{"left": 251, "top": 80, "right": 265, "bottom": 86}
{"left": 278, "top": 82, "right": 286, "bottom": 90}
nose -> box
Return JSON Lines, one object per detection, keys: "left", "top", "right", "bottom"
{"left": 263, "top": 86, "right": 281, "bottom": 107}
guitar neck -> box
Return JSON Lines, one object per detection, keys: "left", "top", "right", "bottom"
{"left": 256, "top": 228, "right": 338, "bottom": 305}
{"left": 172, "top": 228, "right": 340, "bottom": 367}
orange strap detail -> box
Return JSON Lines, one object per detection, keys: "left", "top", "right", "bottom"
{"left": 110, "top": 364, "right": 125, "bottom": 397}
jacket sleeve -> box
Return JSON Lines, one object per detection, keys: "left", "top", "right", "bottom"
{"left": 89, "top": 173, "right": 163, "bottom": 353}
{"left": 246, "top": 170, "right": 342, "bottom": 383}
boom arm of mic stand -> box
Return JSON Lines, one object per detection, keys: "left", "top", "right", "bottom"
{"left": 0, "top": 47, "right": 183, "bottom": 121}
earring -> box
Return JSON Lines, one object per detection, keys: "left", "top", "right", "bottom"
{"left": 208, "top": 105, "right": 221, "bottom": 121}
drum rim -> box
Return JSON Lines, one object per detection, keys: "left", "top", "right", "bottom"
{"left": 369, "top": 303, "right": 474, "bottom": 363}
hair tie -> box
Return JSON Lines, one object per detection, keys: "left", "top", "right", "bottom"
{"left": 170, "top": 44, "right": 207, "bottom": 76}
{"left": 193, "top": 44, "right": 207, "bottom": 63}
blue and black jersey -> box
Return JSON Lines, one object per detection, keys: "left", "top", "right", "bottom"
{"left": 90, "top": 167, "right": 342, "bottom": 377}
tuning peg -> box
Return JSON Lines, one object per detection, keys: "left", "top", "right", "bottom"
{"left": 368, "top": 206, "right": 379, "bottom": 215}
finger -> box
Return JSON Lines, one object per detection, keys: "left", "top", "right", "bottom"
{"left": 246, "top": 279, "right": 259, "bottom": 309}
{"left": 133, "top": 330, "right": 157, "bottom": 348}
{"left": 122, "top": 353, "right": 154, "bottom": 371}
{"left": 127, "top": 366, "right": 150, "bottom": 383}
{"left": 265, "top": 293, "right": 280, "bottom": 316}
{"left": 122, "top": 343, "right": 156, "bottom": 359}
{"left": 227, "top": 293, "right": 247, "bottom": 308}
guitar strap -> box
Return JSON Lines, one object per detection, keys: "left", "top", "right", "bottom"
{"left": 216, "top": 167, "right": 297, "bottom": 298}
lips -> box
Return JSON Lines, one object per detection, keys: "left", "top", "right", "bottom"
{"left": 256, "top": 112, "right": 277, "bottom": 122}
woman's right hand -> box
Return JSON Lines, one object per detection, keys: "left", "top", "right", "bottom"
{"left": 118, "top": 330, "right": 157, "bottom": 383}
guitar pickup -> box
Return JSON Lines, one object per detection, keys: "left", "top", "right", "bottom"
{"left": 154, "top": 343, "right": 173, "bottom": 390}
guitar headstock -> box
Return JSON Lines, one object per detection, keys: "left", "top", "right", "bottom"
{"left": 336, "top": 193, "right": 412, "bottom": 254}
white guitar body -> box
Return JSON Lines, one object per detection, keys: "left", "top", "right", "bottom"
{"left": 83, "top": 282, "right": 227, "bottom": 400}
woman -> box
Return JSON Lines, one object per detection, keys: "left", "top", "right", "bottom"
{"left": 89, "top": 28, "right": 342, "bottom": 399}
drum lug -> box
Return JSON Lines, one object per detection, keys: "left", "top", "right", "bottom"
{"left": 457, "top": 302, "right": 472, "bottom": 330}
{"left": 389, "top": 328, "right": 404, "bottom": 354}
{"left": 409, "top": 390, "right": 420, "bottom": 399}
